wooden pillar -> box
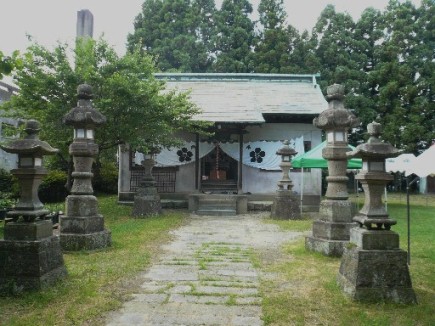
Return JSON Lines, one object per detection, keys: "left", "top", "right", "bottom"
{"left": 238, "top": 132, "right": 243, "bottom": 193}
{"left": 195, "top": 133, "right": 200, "bottom": 191}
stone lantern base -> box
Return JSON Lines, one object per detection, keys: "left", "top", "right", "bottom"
{"left": 60, "top": 195, "right": 112, "bottom": 251}
{"left": 0, "top": 220, "right": 67, "bottom": 294}
{"left": 132, "top": 181, "right": 162, "bottom": 217}
{"left": 305, "top": 199, "right": 356, "bottom": 257}
{"left": 337, "top": 227, "right": 417, "bottom": 304}
{"left": 271, "top": 190, "right": 301, "bottom": 220}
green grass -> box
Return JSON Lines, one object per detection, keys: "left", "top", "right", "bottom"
{"left": 261, "top": 193, "right": 435, "bottom": 325}
{"left": 0, "top": 195, "right": 186, "bottom": 325}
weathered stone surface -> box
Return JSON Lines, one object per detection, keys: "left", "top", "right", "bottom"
{"left": 349, "top": 228, "right": 399, "bottom": 250}
{"left": 338, "top": 245, "right": 417, "bottom": 304}
{"left": 312, "top": 220, "right": 355, "bottom": 240}
{"left": 60, "top": 215, "right": 104, "bottom": 233}
{"left": 318, "top": 200, "right": 355, "bottom": 222}
{"left": 4, "top": 220, "right": 53, "bottom": 241}
{"left": 305, "top": 235, "right": 347, "bottom": 257}
{"left": 60, "top": 229, "right": 112, "bottom": 251}
{"left": 132, "top": 195, "right": 162, "bottom": 217}
{"left": 0, "top": 236, "right": 67, "bottom": 294}
{"left": 271, "top": 191, "right": 301, "bottom": 220}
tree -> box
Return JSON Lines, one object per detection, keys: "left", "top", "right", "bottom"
{"left": 212, "top": 0, "right": 255, "bottom": 72}
{"left": 127, "top": 0, "right": 217, "bottom": 72}
{"left": 369, "top": 0, "right": 434, "bottom": 153}
{"left": 254, "top": 0, "right": 293, "bottom": 73}
{"left": 1, "top": 38, "right": 204, "bottom": 163}
{"left": 0, "top": 50, "right": 22, "bottom": 79}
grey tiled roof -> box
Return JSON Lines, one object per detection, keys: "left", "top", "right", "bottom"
{"left": 155, "top": 73, "right": 327, "bottom": 123}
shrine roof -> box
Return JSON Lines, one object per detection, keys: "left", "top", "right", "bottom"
{"left": 155, "top": 73, "right": 327, "bottom": 124}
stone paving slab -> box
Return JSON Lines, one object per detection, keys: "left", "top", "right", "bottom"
{"left": 105, "top": 213, "right": 302, "bottom": 326}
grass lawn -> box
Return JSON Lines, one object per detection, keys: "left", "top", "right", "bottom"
{"left": 0, "top": 193, "right": 434, "bottom": 325}
{"left": 0, "top": 195, "right": 187, "bottom": 325}
{"left": 262, "top": 193, "right": 435, "bottom": 325}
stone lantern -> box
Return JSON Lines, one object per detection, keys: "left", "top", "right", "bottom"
{"left": 132, "top": 150, "right": 162, "bottom": 217}
{"left": 60, "top": 84, "right": 111, "bottom": 251}
{"left": 271, "top": 140, "right": 300, "bottom": 219}
{"left": 0, "top": 120, "right": 67, "bottom": 293}
{"left": 305, "top": 84, "right": 359, "bottom": 256}
{"left": 337, "top": 122, "right": 416, "bottom": 303}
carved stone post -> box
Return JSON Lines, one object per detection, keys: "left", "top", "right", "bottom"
{"left": 337, "top": 122, "right": 417, "bottom": 303}
{"left": 132, "top": 152, "right": 162, "bottom": 217}
{"left": 0, "top": 120, "right": 67, "bottom": 293}
{"left": 305, "top": 84, "right": 359, "bottom": 256}
{"left": 271, "top": 140, "right": 300, "bottom": 219}
{"left": 60, "top": 84, "right": 111, "bottom": 251}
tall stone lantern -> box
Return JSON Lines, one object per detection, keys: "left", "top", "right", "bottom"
{"left": 271, "top": 140, "right": 300, "bottom": 219}
{"left": 132, "top": 150, "right": 162, "bottom": 217}
{"left": 0, "top": 120, "right": 67, "bottom": 293}
{"left": 337, "top": 122, "right": 417, "bottom": 303}
{"left": 60, "top": 84, "right": 111, "bottom": 251}
{"left": 305, "top": 84, "right": 359, "bottom": 256}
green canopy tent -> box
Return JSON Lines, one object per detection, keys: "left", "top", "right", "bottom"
{"left": 291, "top": 141, "right": 362, "bottom": 211}
{"left": 292, "top": 141, "right": 362, "bottom": 169}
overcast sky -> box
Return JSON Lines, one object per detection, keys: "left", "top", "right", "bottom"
{"left": 0, "top": 0, "right": 421, "bottom": 56}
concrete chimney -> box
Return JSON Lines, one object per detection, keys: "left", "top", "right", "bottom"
{"left": 76, "top": 9, "right": 94, "bottom": 38}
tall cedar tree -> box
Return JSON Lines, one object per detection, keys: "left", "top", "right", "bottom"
{"left": 254, "top": 0, "right": 292, "bottom": 73}
{"left": 212, "top": 0, "right": 255, "bottom": 72}
{"left": 371, "top": 0, "right": 434, "bottom": 153}
{"left": 127, "top": 0, "right": 216, "bottom": 72}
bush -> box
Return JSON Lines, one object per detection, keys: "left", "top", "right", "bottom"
{"left": 0, "top": 168, "right": 14, "bottom": 192}
{"left": 94, "top": 161, "right": 118, "bottom": 194}
{"left": 39, "top": 170, "right": 68, "bottom": 203}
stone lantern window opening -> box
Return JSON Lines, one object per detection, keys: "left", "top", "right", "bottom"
{"left": 362, "top": 160, "right": 385, "bottom": 172}
{"left": 74, "top": 127, "right": 94, "bottom": 140}
{"left": 327, "top": 130, "right": 347, "bottom": 143}
{"left": 19, "top": 155, "right": 43, "bottom": 168}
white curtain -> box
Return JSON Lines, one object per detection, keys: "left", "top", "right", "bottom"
{"left": 220, "top": 137, "right": 304, "bottom": 170}
{"left": 140, "top": 137, "right": 304, "bottom": 170}
{"left": 152, "top": 142, "right": 215, "bottom": 167}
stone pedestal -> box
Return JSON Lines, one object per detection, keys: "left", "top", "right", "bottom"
{"left": 60, "top": 195, "right": 112, "bottom": 251}
{"left": 337, "top": 228, "right": 417, "bottom": 303}
{"left": 271, "top": 190, "right": 300, "bottom": 220}
{"left": 305, "top": 200, "right": 356, "bottom": 256}
{"left": 0, "top": 220, "right": 67, "bottom": 294}
{"left": 132, "top": 158, "right": 161, "bottom": 217}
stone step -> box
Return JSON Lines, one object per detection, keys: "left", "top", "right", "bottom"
{"left": 196, "top": 209, "right": 237, "bottom": 216}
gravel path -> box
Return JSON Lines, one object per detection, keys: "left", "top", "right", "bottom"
{"left": 105, "top": 213, "right": 303, "bottom": 326}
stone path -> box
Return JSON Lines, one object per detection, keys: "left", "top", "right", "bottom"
{"left": 105, "top": 213, "right": 302, "bottom": 326}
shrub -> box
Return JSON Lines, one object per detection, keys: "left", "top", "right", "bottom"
{"left": 0, "top": 168, "right": 14, "bottom": 192}
{"left": 39, "top": 170, "right": 68, "bottom": 203}
{"left": 94, "top": 161, "right": 118, "bottom": 194}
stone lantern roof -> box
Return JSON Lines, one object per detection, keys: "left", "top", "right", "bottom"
{"left": 313, "top": 84, "right": 359, "bottom": 130}
{"left": 63, "top": 84, "right": 106, "bottom": 127}
{"left": 347, "top": 121, "right": 400, "bottom": 160}
{"left": 276, "top": 140, "right": 297, "bottom": 157}
{"left": 0, "top": 119, "right": 58, "bottom": 155}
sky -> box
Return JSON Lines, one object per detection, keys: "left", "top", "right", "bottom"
{"left": 0, "top": 0, "right": 421, "bottom": 57}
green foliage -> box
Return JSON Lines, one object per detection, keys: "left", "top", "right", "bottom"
{"left": 0, "top": 191, "right": 15, "bottom": 209}
{"left": 128, "top": 0, "right": 216, "bottom": 72}
{"left": 128, "top": 0, "right": 435, "bottom": 152}
{"left": 0, "top": 50, "right": 22, "bottom": 78}
{"left": 0, "top": 168, "right": 14, "bottom": 192}
{"left": 1, "top": 38, "right": 204, "bottom": 159}
{"left": 39, "top": 170, "right": 68, "bottom": 203}
{"left": 94, "top": 161, "right": 119, "bottom": 194}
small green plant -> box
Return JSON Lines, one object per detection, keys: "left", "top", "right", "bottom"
{"left": 0, "top": 192, "right": 15, "bottom": 210}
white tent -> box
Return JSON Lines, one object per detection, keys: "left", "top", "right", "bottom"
{"left": 405, "top": 144, "right": 435, "bottom": 177}
{"left": 386, "top": 153, "right": 416, "bottom": 174}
